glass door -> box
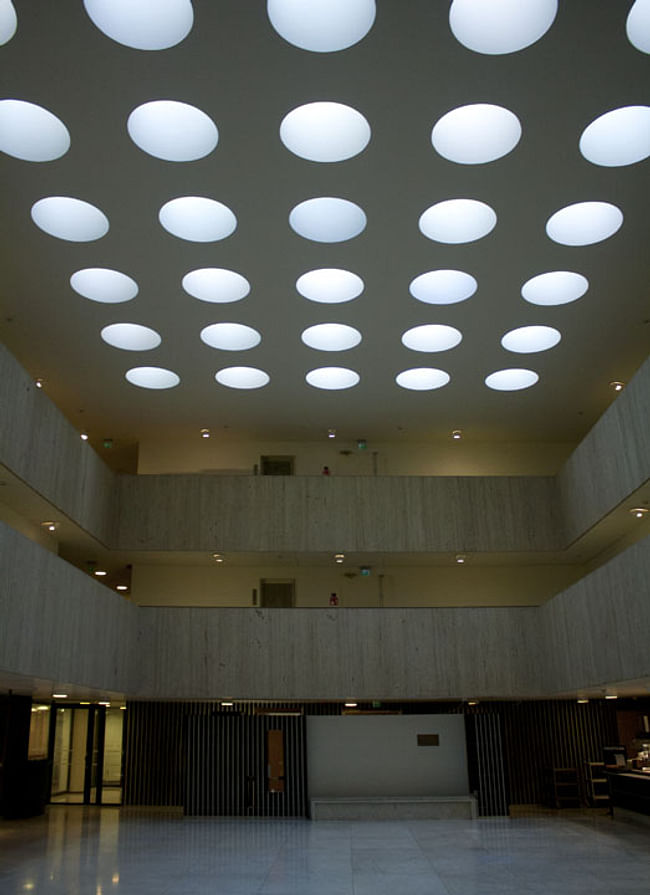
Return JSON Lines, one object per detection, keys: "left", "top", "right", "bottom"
{"left": 50, "top": 706, "right": 89, "bottom": 803}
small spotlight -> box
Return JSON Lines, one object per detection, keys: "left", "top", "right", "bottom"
{"left": 120, "top": 705, "right": 127, "bottom": 710}
{"left": 98, "top": 701, "right": 110, "bottom": 707}
{"left": 630, "top": 507, "right": 648, "bottom": 519}
{"left": 334, "top": 553, "right": 345, "bottom": 563}
{"left": 467, "top": 699, "right": 479, "bottom": 706}
{"left": 344, "top": 702, "right": 357, "bottom": 708}
{"left": 41, "top": 521, "right": 57, "bottom": 532}
{"left": 79, "top": 702, "right": 91, "bottom": 705}
{"left": 200, "top": 428, "right": 210, "bottom": 439}
{"left": 610, "top": 381, "right": 624, "bottom": 392}
{"left": 577, "top": 698, "right": 589, "bottom": 704}
{"left": 94, "top": 570, "right": 107, "bottom": 577}
{"left": 52, "top": 693, "right": 68, "bottom": 699}
{"left": 605, "top": 694, "right": 618, "bottom": 700}
{"left": 80, "top": 432, "right": 89, "bottom": 441}
{"left": 116, "top": 585, "right": 128, "bottom": 592}
{"left": 221, "top": 701, "right": 234, "bottom": 707}
{"left": 328, "top": 428, "right": 336, "bottom": 439}
{"left": 35, "top": 378, "right": 44, "bottom": 389}
{"left": 455, "top": 554, "right": 466, "bottom": 564}
{"left": 452, "top": 429, "right": 462, "bottom": 440}
{"left": 212, "top": 553, "right": 224, "bottom": 563}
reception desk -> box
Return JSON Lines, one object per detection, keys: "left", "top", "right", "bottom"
{"left": 607, "top": 771, "right": 650, "bottom": 818}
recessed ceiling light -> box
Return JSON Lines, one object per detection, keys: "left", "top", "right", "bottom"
{"left": 344, "top": 702, "right": 358, "bottom": 708}
{"left": 0, "top": 1, "right": 17, "bottom": 45}
{"left": 200, "top": 428, "right": 210, "bottom": 438}
{"left": 401, "top": 325, "right": 462, "bottom": 352}
{"left": 627, "top": 0, "right": 650, "bottom": 54}
{"left": 125, "top": 366, "right": 180, "bottom": 389}
{"left": 70, "top": 268, "right": 138, "bottom": 304}
{"left": 409, "top": 270, "right": 477, "bottom": 305}
{"left": 290, "top": 197, "right": 366, "bottom": 243}
{"left": 431, "top": 104, "right": 521, "bottom": 164}
{"left": 605, "top": 694, "right": 618, "bottom": 700}
{"left": 395, "top": 368, "right": 450, "bottom": 391}
{"left": 630, "top": 507, "right": 648, "bottom": 518}
{"left": 41, "top": 521, "right": 57, "bottom": 532}
{"left": 127, "top": 100, "right": 218, "bottom": 161}
{"left": 215, "top": 367, "right": 270, "bottom": 389}
{"left": 296, "top": 268, "right": 364, "bottom": 303}
{"left": 182, "top": 268, "right": 250, "bottom": 303}
{"left": 610, "top": 380, "right": 625, "bottom": 392}
{"left": 328, "top": 428, "right": 337, "bottom": 438}
{"left": 83, "top": 0, "right": 193, "bottom": 50}
{"left": 101, "top": 323, "right": 161, "bottom": 351}
{"left": 221, "top": 701, "right": 233, "bottom": 706}
{"left": 94, "top": 570, "right": 107, "bottom": 576}
{"left": 521, "top": 271, "right": 588, "bottom": 306}
{"left": 545, "top": 201, "right": 623, "bottom": 246}
{"left": 280, "top": 102, "right": 370, "bottom": 162}
{"left": 159, "top": 197, "right": 237, "bottom": 242}
{"left": 467, "top": 699, "right": 478, "bottom": 706}
{"left": 452, "top": 430, "right": 462, "bottom": 440}
{"left": 485, "top": 368, "right": 539, "bottom": 391}
{"left": 31, "top": 197, "right": 109, "bottom": 242}
{"left": 52, "top": 693, "right": 68, "bottom": 699}
{"left": 267, "top": 0, "right": 376, "bottom": 52}
{"left": 34, "top": 378, "right": 44, "bottom": 389}
{"left": 334, "top": 553, "right": 345, "bottom": 562}
{"left": 501, "top": 325, "right": 561, "bottom": 353}
{"left": 306, "top": 367, "right": 360, "bottom": 390}
{"left": 449, "top": 0, "right": 558, "bottom": 55}
{"left": 577, "top": 698, "right": 589, "bottom": 704}
{"left": 80, "top": 432, "right": 89, "bottom": 441}
{"left": 419, "top": 199, "right": 497, "bottom": 244}
{"left": 455, "top": 554, "right": 466, "bottom": 563}
{"left": 301, "top": 323, "right": 361, "bottom": 351}
{"left": 116, "top": 585, "right": 128, "bottom": 591}
{"left": 579, "top": 105, "right": 650, "bottom": 167}
{"left": 0, "top": 99, "right": 70, "bottom": 161}
{"left": 200, "top": 323, "right": 261, "bottom": 351}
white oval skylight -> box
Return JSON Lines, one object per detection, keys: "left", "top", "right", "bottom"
{"left": 280, "top": 102, "right": 370, "bottom": 162}
{"left": 200, "top": 323, "right": 261, "bottom": 351}
{"left": 290, "top": 197, "right": 366, "bottom": 242}
{"left": 409, "top": 270, "right": 477, "bottom": 305}
{"left": 627, "top": 0, "right": 650, "bottom": 54}
{"left": 579, "top": 106, "right": 650, "bottom": 167}
{"left": 395, "top": 368, "right": 450, "bottom": 391}
{"left": 216, "top": 366, "right": 269, "bottom": 389}
{"left": 501, "top": 325, "right": 561, "bottom": 353}
{"left": 126, "top": 366, "right": 180, "bottom": 389}
{"left": 449, "top": 0, "right": 557, "bottom": 54}
{"left": 182, "top": 268, "right": 250, "bottom": 303}
{"left": 485, "top": 368, "right": 539, "bottom": 391}
{"left": 0, "top": 1, "right": 17, "bottom": 45}
{"left": 306, "top": 367, "right": 360, "bottom": 390}
{"left": 401, "top": 325, "right": 462, "bottom": 352}
{"left": 0, "top": 100, "right": 70, "bottom": 162}
{"left": 431, "top": 104, "right": 521, "bottom": 164}
{"left": 297, "top": 269, "right": 364, "bottom": 304}
{"left": 267, "top": 0, "right": 376, "bottom": 52}
{"left": 521, "top": 271, "right": 588, "bottom": 306}
{"left": 127, "top": 101, "right": 218, "bottom": 162}
{"left": 31, "top": 197, "right": 109, "bottom": 242}
{"left": 419, "top": 199, "right": 496, "bottom": 244}
{"left": 159, "top": 197, "right": 236, "bottom": 242}
{"left": 546, "top": 202, "right": 623, "bottom": 246}
{"left": 83, "top": 0, "right": 193, "bottom": 50}
{"left": 71, "top": 268, "right": 138, "bottom": 304}
{"left": 101, "top": 323, "right": 161, "bottom": 351}
{"left": 301, "top": 323, "right": 361, "bottom": 351}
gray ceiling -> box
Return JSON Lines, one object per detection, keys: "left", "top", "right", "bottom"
{"left": 1, "top": 0, "right": 648, "bottom": 445}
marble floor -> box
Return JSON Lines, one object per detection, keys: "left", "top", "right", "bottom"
{"left": 0, "top": 807, "right": 648, "bottom": 895}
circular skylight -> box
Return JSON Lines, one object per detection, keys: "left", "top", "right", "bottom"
{"left": 627, "top": 0, "right": 650, "bottom": 54}
{"left": 301, "top": 323, "right": 361, "bottom": 351}
{"left": 216, "top": 366, "right": 269, "bottom": 389}
{"left": 267, "top": 0, "right": 376, "bottom": 52}
{"left": 579, "top": 106, "right": 650, "bottom": 167}
{"left": 431, "top": 104, "right": 521, "bottom": 164}
{"left": 159, "top": 197, "right": 236, "bottom": 242}
{"left": 127, "top": 101, "right": 218, "bottom": 162}
{"left": 0, "top": 1, "right": 17, "bottom": 45}
{"left": 485, "top": 368, "right": 539, "bottom": 391}
{"left": 521, "top": 271, "right": 588, "bottom": 306}
{"left": 200, "top": 323, "right": 261, "bottom": 350}
{"left": 182, "top": 268, "right": 250, "bottom": 303}
{"left": 126, "top": 366, "right": 180, "bottom": 389}
{"left": 419, "top": 199, "right": 496, "bottom": 244}
{"left": 296, "top": 269, "right": 364, "bottom": 304}
{"left": 71, "top": 268, "right": 138, "bottom": 304}
{"left": 101, "top": 323, "right": 161, "bottom": 351}
{"left": 280, "top": 102, "right": 370, "bottom": 162}
{"left": 395, "top": 368, "right": 450, "bottom": 391}
{"left": 546, "top": 202, "right": 623, "bottom": 246}
{"left": 306, "top": 367, "right": 360, "bottom": 389}
{"left": 409, "top": 270, "right": 477, "bottom": 305}
{"left": 449, "top": 0, "right": 557, "bottom": 54}
{"left": 401, "top": 325, "right": 462, "bottom": 352}
{"left": 290, "top": 197, "right": 366, "bottom": 242}
{"left": 0, "top": 100, "right": 70, "bottom": 162}
{"left": 31, "top": 197, "right": 109, "bottom": 242}
{"left": 83, "top": 0, "right": 193, "bottom": 50}
{"left": 501, "top": 325, "right": 561, "bottom": 353}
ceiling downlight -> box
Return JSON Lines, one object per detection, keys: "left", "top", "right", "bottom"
{"left": 280, "top": 102, "right": 370, "bottom": 162}
{"left": 306, "top": 367, "right": 360, "bottom": 390}
{"left": 71, "top": 269, "right": 138, "bottom": 304}
{"left": 101, "top": 323, "right": 161, "bottom": 351}
{"left": 301, "top": 324, "right": 361, "bottom": 351}
{"left": 485, "top": 368, "right": 539, "bottom": 391}
{"left": 267, "top": 0, "right": 376, "bottom": 52}
{"left": 501, "top": 325, "right": 561, "bottom": 353}
{"left": 296, "top": 269, "right": 364, "bottom": 303}
{"left": 31, "top": 197, "right": 109, "bottom": 242}
{"left": 521, "top": 271, "right": 588, "bottom": 306}
{"left": 401, "top": 325, "right": 462, "bottom": 353}
{"left": 395, "top": 368, "right": 450, "bottom": 391}
{"left": 546, "top": 201, "right": 623, "bottom": 246}
{"left": 159, "top": 197, "right": 237, "bottom": 242}
{"left": 0, "top": 100, "right": 70, "bottom": 162}
{"left": 182, "top": 269, "right": 250, "bottom": 303}
{"left": 200, "top": 323, "right": 261, "bottom": 351}
{"left": 127, "top": 100, "right": 218, "bottom": 161}
{"left": 579, "top": 105, "right": 650, "bottom": 167}
{"left": 83, "top": 0, "right": 193, "bottom": 50}
{"left": 409, "top": 270, "right": 477, "bottom": 305}
{"left": 215, "top": 367, "right": 269, "bottom": 389}
{"left": 289, "top": 197, "right": 366, "bottom": 243}
{"left": 431, "top": 103, "right": 521, "bottom": 164}
{"left": 125, "top": 366, "right": 180, "bottom": 389}
{"left": 419, "top": 199, "right": 496, "bottom": 244}
{"left": 449, "top": 0, "right": 558, "bottom": 55}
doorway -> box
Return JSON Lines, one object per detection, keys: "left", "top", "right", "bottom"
{"left": 260, "top": 455, "right": 294, "bottom": 475}
{"left": 48, "top": 705, "right": 124, "bottom": 805}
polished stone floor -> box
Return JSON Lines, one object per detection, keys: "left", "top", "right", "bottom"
{"left": 0, "top": 807, "right": 648, "bottom": 895}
